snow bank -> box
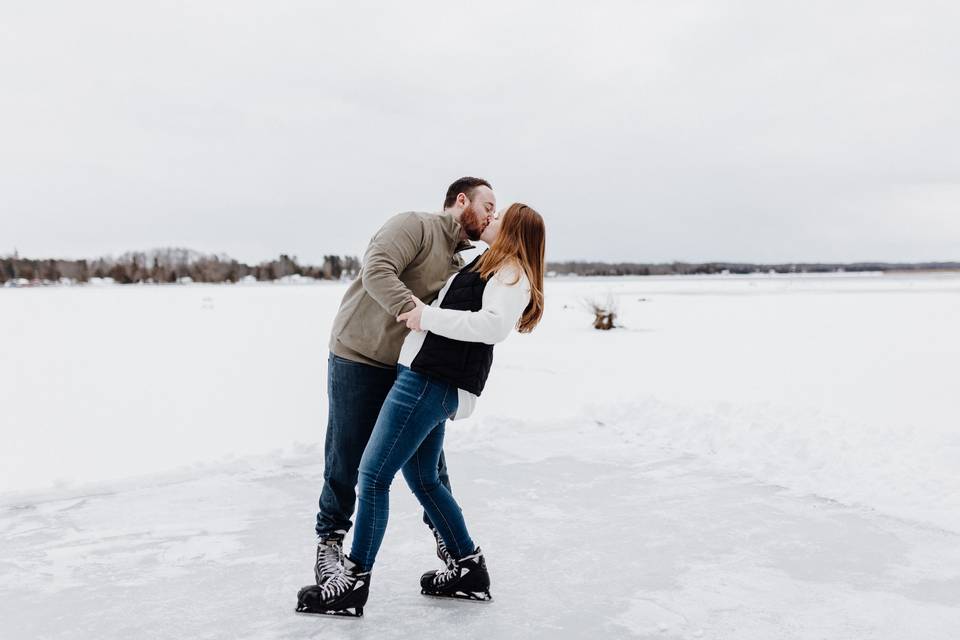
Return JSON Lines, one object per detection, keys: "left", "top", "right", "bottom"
{"left": 2, "top": 273, "right": 959, "bottom": 534}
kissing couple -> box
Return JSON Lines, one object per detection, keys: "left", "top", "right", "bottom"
{"left": 296, "top": 177, "right": 546, "bottom": 617}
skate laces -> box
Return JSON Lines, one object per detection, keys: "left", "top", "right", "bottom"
{"left": 433, "top": 549, "right": 484, "bottom": 586}
{"left": 433, "top": 528, "right": 454, "bottom": 566}
{"left": 432, "top": 560, "right": 461, "bottom": 586}
{"left": 316, "top": 539, "right": 343, "bottom": 578}
{"left": 320, "top": 564, "right": 354, "bottom": 598}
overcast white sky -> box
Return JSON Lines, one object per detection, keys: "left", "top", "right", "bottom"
{"left": 2, "top": 1, "right": 958, "bottom": 264}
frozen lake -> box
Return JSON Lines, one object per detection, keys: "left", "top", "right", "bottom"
{"left": 2, "top": 272, "right": 960, "bottom": 638}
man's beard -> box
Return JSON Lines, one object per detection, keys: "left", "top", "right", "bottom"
{"left": 460, "top": 202, "right": 487, "bottom": 241}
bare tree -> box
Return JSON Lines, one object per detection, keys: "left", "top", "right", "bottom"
{"left": 583, "top": 295, "right": 618, "bottom": 330}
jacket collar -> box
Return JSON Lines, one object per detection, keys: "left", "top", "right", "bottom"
{"left": 440, "top": 211, "right": 475, "bottom": 254}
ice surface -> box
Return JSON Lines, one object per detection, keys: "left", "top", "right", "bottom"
{"left": 2, "top": 273, "right": 960, "bottom": 638}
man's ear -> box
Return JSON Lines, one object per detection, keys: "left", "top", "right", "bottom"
{"left": 457, "top": 192, "right": 469, "bottom": 208}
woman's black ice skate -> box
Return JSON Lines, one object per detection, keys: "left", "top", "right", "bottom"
{"left": 296, "top": 556, "right": 370, "bottom": 618}
{"left": 420, "top": 547, "right": 492, "bottom": 602}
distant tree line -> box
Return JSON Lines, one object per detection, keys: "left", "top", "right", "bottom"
{"left": 5, "top": 251, "right": 959, "bottom": 286}
{"left": 546, "top": 261, "right": 960, "bottom": 276}
{"left": 0, "top": 248, "right": 360, "bottom": 285}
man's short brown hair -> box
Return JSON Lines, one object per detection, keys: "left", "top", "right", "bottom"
{"left": 443, "top": 177, "right": 492, "bottom": 209}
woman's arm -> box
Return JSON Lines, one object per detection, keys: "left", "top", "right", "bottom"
{"left": 418, "top": 269, "right": 530, "bottom": 345}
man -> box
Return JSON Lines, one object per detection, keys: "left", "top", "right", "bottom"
{"left": 313, "top": 177, "right": 496, "bottom": 585}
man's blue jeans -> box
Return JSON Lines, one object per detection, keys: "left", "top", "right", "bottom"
{"left": 349, "top": 366, "right": 476, "bottom": 572}
{"left": 315, "top": 354, "right": 451, "bottom": 538}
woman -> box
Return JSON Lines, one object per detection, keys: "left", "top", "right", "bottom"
{"left": 297, "top": 203, "right": 545, "bottom": 616}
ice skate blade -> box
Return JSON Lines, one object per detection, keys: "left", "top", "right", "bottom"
{"left": 421, "top": 590, "right": 493, "bottom": 603}
{"left": 294, "top": 606, "right": 363, "bottom": 618}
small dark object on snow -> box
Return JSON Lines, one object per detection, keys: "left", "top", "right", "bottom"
{"left": 584, "top": 296, "right": 618, "bottom": 330}
{"left": 593, "top": 310, "right": 616, "bottom": 330}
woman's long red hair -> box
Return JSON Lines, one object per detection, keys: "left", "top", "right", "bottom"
{"left": 474, "top": 202, "right": 545, "bottom": 333}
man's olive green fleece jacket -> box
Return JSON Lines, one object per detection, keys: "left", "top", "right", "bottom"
{"left": 329, "top": 211, "right": 473, "bottom": 368}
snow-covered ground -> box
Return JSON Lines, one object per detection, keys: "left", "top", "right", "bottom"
{"left": 2, "top": 273, "right": 960, "bottom": 638}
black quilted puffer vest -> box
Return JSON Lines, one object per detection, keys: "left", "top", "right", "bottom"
{"left": 411, "top": 255, "right": 494, "bottom": 396}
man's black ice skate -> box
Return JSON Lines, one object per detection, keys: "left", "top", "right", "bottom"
{"left": 314, "top": 533, "right": 344, "bottom": 585}
{"left": 420, "top": 547, "right": 492, "bottom": 602}
{"left": 430, "top": 524, "right": 455, "bottom": 570}
{"left": 296, "top": 556, "right": 370, "bottom": 618}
